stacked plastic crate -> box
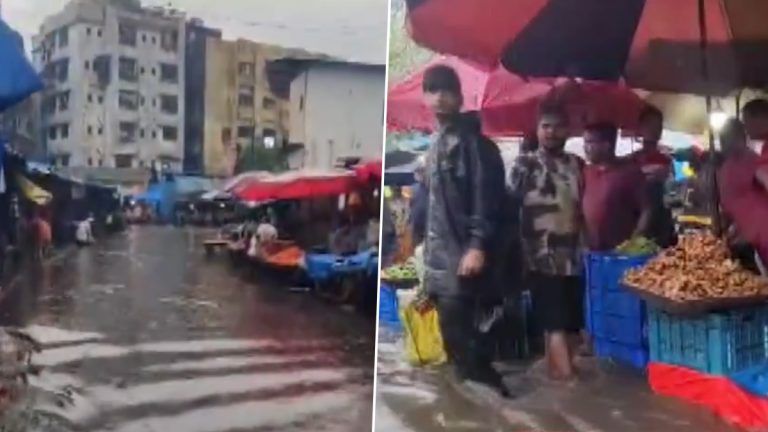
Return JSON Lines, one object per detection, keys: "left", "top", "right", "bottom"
{"left": 585, "top": 253, "right": 652, "bottom": 369}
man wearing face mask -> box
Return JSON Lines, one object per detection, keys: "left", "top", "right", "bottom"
{"left": 420, "top": 65, "right": 510, "bottom": 397}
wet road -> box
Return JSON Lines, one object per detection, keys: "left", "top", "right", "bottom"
{"left": 375, "top": 329, "right": 741, "bottom": 432}
{"left": 0, "top": 226, "right": 374, "bottom": 432}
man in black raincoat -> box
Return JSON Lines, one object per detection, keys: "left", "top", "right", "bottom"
{"left": 421, "top": 65, "right": 510, "bottom": 397}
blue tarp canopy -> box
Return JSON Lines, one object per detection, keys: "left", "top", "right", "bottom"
{"left": 0, "top": 19, "right": 43, "bottom": 112}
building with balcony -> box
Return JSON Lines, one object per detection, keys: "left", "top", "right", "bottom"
{"left": 32, "top": 0, "right": 186, "bottom": 171}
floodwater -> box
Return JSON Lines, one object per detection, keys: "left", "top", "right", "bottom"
{"left": 375, "top": 328, "right": 741, "bottom": 432}
{"left": 0, "top": 226, "right": 374, "bottom": 432}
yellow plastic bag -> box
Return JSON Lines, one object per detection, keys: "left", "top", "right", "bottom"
{"left": 400, "top": 302, "right": 447, "bottom": 367}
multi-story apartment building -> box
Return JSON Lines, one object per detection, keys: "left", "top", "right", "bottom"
{"left": 184, "top": 20, "right": 317, "bottom": 177}
{"left": 33, "top": 0, "right": 186, "bottom": 171}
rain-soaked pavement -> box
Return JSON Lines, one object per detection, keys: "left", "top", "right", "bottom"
{"left": 0, "top": 226, "right": 374, "bottom": 432}
{"left": 375, "top": 327, "right": 742, "bottom": 432}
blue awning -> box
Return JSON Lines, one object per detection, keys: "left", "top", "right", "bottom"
{"left": 0, "top": 19, "right": 43, "bottom": 112}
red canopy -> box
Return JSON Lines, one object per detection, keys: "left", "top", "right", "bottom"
{"left": 387, "top": 56, "right": 647, "bottom": 136}
{"left": 232, "top": 169, "right": 358, "bottom": 202}
{"left": 406, "top": 0, "right": 768, "bottom": 95}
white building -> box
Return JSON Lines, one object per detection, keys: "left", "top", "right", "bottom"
{"left": 33, "top": 0, "right": 186, "bottom": 170}
{"left": 285, "top": 60, "right": 386, "bottom": 169}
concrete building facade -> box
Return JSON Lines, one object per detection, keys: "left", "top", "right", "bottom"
{"left": 287, "top": 61, "right": 386, "bottom": 169}
{"left": 184, "top": 35, "right": 304, "bottom": 177}
{"left": 33, "top": 0, "right": 186, "bottom": 171}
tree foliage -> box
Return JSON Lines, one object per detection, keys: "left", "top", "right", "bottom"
{"left": 387, "top": 0, "right": 434, "bottom": 83}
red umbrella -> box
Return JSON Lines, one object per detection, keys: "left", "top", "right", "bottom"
{"left": 387, "top": 56, "right": 647, "bottom": 136}
{"left": 233, "top": 169, "right": 358, "bottom": 202}
{"left": 406, "top": 0, "right": 768, "bottom": 95}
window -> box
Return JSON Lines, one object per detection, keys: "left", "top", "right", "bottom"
{"left": 98, "top": 127, "right": 103, "bottom": 135}
{"left": 238, "top": 86, "right": 254, "bottom": 107}
{"left": 161, "top": 126, "right": 178, "bottom": 141}
{"left": 152, "top": 98, "right": 157, "bottom": 107}
{"left": 57, "top": 91, "right": 70, "bottom": 111}
{"left": 160, "top": 63, "right": 178, "bottom": 83}
{"left": 86, "top": 27, "right": 92, "bottom": 36}
{"left": 84, "top": 60, "right": 90, "bottom": 70}
{"left": 299, "top": 95, "right": 305, "bottom": 111}
{"left": 119, "top": 122, "right": 138, "bottom": 143}
{"left": 222, "top": 127, "right": 232, "bottom": 143}
{"left": 98, "top": 159, "right": 104, "bottom": 167}
{"left": 119, "top": 90, "right": 139, "bottom": 111}
{"left": 43, "top": 95, "right": 56, "bottom": 115}
{"left": 55, "top": 59, "right": 69, "bottom": 82}
{"left": 98, "top": 95, "right": 104, "bottom": 104}
{"left": 140, "top": 96, "right": 145, "bottom": 106}
{"left": 151, "top": 67, "right": 157, "bottom": 76}
{"left": 237, "top": 126, "right": 254, "bottom": 139}
{"left": 262, "top": 97, "right": 276, "bottom": 110}
{"left": 48, "top": 126, "right": 57, "bottom": 140}
{"left": 151, "top": 36, "right": 157, "bottom": 44}
{"left": 238, "top": 62, "right": 255, "bottom": 77}
{"left": 160, "top": 94, "right": 178, "bottom": 114}
{"left": 97, "top": 29, "right": 102, "bottom": 37}
{"left": 140, "top": 67, "right": 145, "bottom": 75}
{"left": 93, "top": 55, "right": 111, "bottom": 85}
{"left": 58, "top": 27, "right": 69, "bottom": 48}
{"left": 119, "top": 57, "right": 138, "bottom": 82}
{"left": 139, "top": 128, "right": 145, "bottom": 138}
{"left": 88, "top": 157, "right": 93, "bottom": 166}
{"left": 88, "top": 126, "right": 93, "bottom": 135}
{"left": 161, "top": 30, "right": 179, "bottom": 52}
{"left": 138, "top": 160, "right": 145, "bottom": 168}
{"left": 151, "top": 130, "right": 157, "bottom": 139}
{"left": 142, "top": 34, "right": 147, "bottom": 43}
{"left": 119, "top": 22, "right": 137, "bottom": 46}
{"left": 61, "top": 123, "right": 69, "bottom": 139}
{"left": 115, "top": 155, "right": 133, "bottom": 168}
{"left": 60, "top": 154, "right": 70, "bottom": 167}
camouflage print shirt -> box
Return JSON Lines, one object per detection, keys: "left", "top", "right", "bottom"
{"left": 508, "top": 150, "right": 584, "bottom": 276}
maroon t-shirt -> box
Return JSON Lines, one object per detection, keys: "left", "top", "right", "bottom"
{"left": 583, "top": 161, "right": 648, "bottom": 251}
{"left": 719, "top": 153, "right": 768, "bottom": 265}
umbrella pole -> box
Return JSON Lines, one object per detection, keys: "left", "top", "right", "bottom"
{"left": 698, "top": 0, "right": 722, "bottom": 236}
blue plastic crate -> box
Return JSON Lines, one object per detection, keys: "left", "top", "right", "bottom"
{"left": 594, "top": 338, "right": 649, "bottom": 370}
{"left": 729, "top": 363, "right": 768, "bottom": 397}
{"left": 585, "top": 253, "right": 652, "bottom": 348}
{"left": 379, "top": 284, "right": 401, "bottom": 331}
{"left": 647, "top": 306, "right": 768, "bottom": 375}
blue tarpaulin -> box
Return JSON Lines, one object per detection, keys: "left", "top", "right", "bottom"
{"left": 0, "top": 19, "right": 43, "bottom": 112}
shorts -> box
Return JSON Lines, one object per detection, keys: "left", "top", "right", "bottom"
{"left": 529, "top": 272, "right": 584, "bottom": 333}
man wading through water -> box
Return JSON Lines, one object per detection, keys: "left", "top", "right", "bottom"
{"left": 421, "top": 65, "right": 511, "bottom": 397}
{"left": 510, "top": 106, "right": 585, "bottom": 381}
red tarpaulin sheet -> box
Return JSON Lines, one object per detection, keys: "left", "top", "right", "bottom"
{"left": 648, "top": 362, "right": 768, "bottom": 430}
{"left": 354, "top": 160, "right": 383, "bottom": 182}
{"left": 232, "top": 169, "right": 358, "bottom": 202}
{"left": 387, "top": 56, "right": 646, "bottom": 136}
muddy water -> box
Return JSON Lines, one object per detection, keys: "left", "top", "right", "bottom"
{"left": 0, "top": 226, "right": 374, "bottom": 432}
{"left": 375, "top": 329, "right": 741, "bottom": 432}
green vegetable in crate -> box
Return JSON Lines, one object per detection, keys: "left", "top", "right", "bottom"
{"left": 383, "top": 260, "right": 418, "bottom": 281}
{"left": 615, "top": 236, "right": 660, "bottom": 255}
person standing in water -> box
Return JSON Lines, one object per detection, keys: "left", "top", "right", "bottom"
{"left": 421, "top": 65, "right": 510, "bottom": 396}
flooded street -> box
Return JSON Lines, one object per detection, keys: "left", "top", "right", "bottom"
{"left": 375, "top": 330, "right": 741, "bottom": 432}
{"left": 0, "top": 226, "right": 374, "bottom": 432}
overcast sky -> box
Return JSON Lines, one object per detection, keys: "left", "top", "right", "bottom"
{"left": 2, "top": 0, "right": 390, "bottom": 63}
